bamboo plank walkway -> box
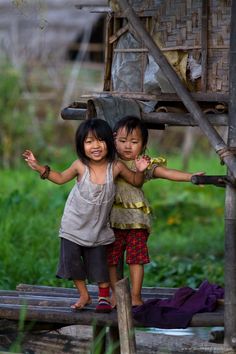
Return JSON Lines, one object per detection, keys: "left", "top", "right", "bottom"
{"left": 0, "top": 283, "right": 224, "bottom": 330}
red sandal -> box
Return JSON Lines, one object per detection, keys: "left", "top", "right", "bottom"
{"left": 95, "top": 297, "right": 112, "bottom": 313}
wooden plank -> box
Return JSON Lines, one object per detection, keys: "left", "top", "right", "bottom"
{"left": 75, "top": 4, "right": 111, "bottom": 13}
{"left": 0, "top": 302, "right": 224, "bottom": 329}
{"left": 115, "top": 278, "right": 136, "bottom": 354}
{"left": 0, "top": 285, "right": 224, "bottom": 330}
{"left": 16, "top": 283, "right": 97, "bottom": 294}
{"left": 201, "top": 0, "right": 208, "bottom": 91}
{"left": 16, "top": 283, "right": 176, "bottom": 295}
{"left": 0, "top": 301, "right": 224, "bottom": 328}
{"left": 80, "top": 91, "right": 229, "bottom": 102}
{"left": 15, "top": 284, "right": 180, "bottom": 298}
{"left": 14, "top": 284, "right": 225, "bottom": 303}
{"left": 0, "top": 295, "right": 88, "bottom": 307}
{"left": 0, "top": 303, "right": 118, "bottom": 327}
{"left": 103, "top": 14, "right": 114, "bottom": 91}
{"left": 109, "top": 24, "right": 129, "bottom": 44}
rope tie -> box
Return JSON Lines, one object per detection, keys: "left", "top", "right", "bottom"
{"left": 218, "top": 147, "right": 236, "bottom": 165}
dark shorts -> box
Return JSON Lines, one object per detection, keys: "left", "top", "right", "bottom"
{"left": 56, "top": 238, "right": 110, "bottom": 283}
{"left": 107, "top": 228, "right": 150, "bottom": 266}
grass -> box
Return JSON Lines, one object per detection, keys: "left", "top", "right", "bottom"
{"left": 142, "top": 153, "right": 225, "bottom": 288}
{"left": 0, "top": 151, "right": 226, "bottom": 290}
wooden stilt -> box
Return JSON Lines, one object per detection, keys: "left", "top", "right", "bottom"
{"left": 224, "top": 0, "right": 236, "bottom": 349}
{"left": 115, "top": 278, "right": 136, "bottom": 354}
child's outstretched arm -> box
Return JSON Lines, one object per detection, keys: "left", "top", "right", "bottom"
{"left": 152, "top": 165, "right": 204, "bottom": 182}
{"left": 22, "top": 149, "right": 81, "bottom": 184}
{"left": 113, "top": 155, "right": 150, "bottom": 187}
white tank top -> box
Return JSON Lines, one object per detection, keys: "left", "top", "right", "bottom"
{"left": 59, "top": 162, "right": 116, "bottom": 246}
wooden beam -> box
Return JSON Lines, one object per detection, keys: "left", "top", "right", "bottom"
{"left": 224, "top": 0, "right": 236, "bottom": 349}
{"left": 80, "top": 91, "right": 229, "bottom": 102}
{"left": 61, "top": 106, "right": 228, "bottom": 126}
{"left": 0, "top": 302, "right": 223, "bottom": 328}
{"left": 103, "top": 14, "right": 114, "bottom": 91}
{"left": 201, "top": 0, "right": 208, "bottom": 91}
{"left": 75, "top": 4, "right": 111, "bottom": 13}
{"left": 116, "top": 0, "right": 236, "bottom": 179}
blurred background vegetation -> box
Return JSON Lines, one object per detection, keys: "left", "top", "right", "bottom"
{"left": 0, "top": 1, "right": 226, "bottom": 291}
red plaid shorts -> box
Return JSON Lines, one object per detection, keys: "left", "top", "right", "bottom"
{"left": 107, "top": 228, "right": 150, "bottom": 265}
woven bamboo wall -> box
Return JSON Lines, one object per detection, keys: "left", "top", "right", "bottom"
{"left": 152, "top": 0, "right": 231, "bottom": 93}
{"left": 108, "top": 0, "right": 231, "bottom": 94}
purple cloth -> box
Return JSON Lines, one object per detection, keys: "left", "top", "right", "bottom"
{"left": 132, "top": 280, "right": 224, "bottom": 328}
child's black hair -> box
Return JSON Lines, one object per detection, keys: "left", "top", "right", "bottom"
{"left": 75, "top": 118, "right": 116, "bottom": 165}
{"left": 113, "top": 116, "right": 149, "bottom": 153}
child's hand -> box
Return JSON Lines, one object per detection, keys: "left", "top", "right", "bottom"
{"left": 22, "top": 150, "right": 39, "bottom": 170}
{"left": 135, "top": 155, "right": 151, "bottom": 172}
{"left": 191, "top": 172, "right": 206, "bottom": 187}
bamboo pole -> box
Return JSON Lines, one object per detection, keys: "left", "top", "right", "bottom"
{"left": 61, "top": 107, "right": 228, "bottom": 126}
{"left": 115, "top": 278, "right": 136, "bottom": 354}
{"left": 224, "top": 0, "right": 236, "bottom": 349}
{"left": 116, "top": 0, "right": 236, "bottom": 179}
{"left": 201, "top": 0, "right": 208, "bottom": 92}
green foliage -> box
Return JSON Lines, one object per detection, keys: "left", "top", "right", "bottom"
{"left": 0, "top": 61, "right": 36, "bottom": 168}
{"left": 0, "top": 164, "right": 74, "bottom": 289}
{"left": 0, "top": 60, "right": 76, "bottom": 168}
{"left": 144, "top": 255, "right": 224, "bottom": 289}
{"left": 142, "top": 153, "right": 225, "bottom": 288}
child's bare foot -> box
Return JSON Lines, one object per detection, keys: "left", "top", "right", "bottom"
{"left": 71, "top": 295, "right": 92, "bottom": 310}
{"left": 131, "top": 295, "right": 144, "bottom": 307}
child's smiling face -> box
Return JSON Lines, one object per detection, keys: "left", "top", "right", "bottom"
{"left": 115, "top": 127, "right": 144, "bottom": 160}
{"left": 84, "top": 132, "right": 108, "bottom": 162}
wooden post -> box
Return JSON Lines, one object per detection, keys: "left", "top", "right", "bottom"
{"left": 201, "top": 0, "right": 208, "bottom": 92}
{"left": 224, "top": 0, "right": 236, "bottom": 349}
{"left": 115, "top": 278, "right": 136, "bottom": 354}
{"left": 116, "top": 0, "right": 236, "bottom": 179}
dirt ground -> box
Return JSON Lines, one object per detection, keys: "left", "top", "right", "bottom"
{"left": 4, "top": 324, "right": 226, "bottom": 354}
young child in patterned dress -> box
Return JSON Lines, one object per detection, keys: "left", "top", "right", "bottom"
{"left": 107, "top": 116, "right": 204, "bottom": 307}
{"left": 22, "top": 118, "right": 150, "bottom": 313}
